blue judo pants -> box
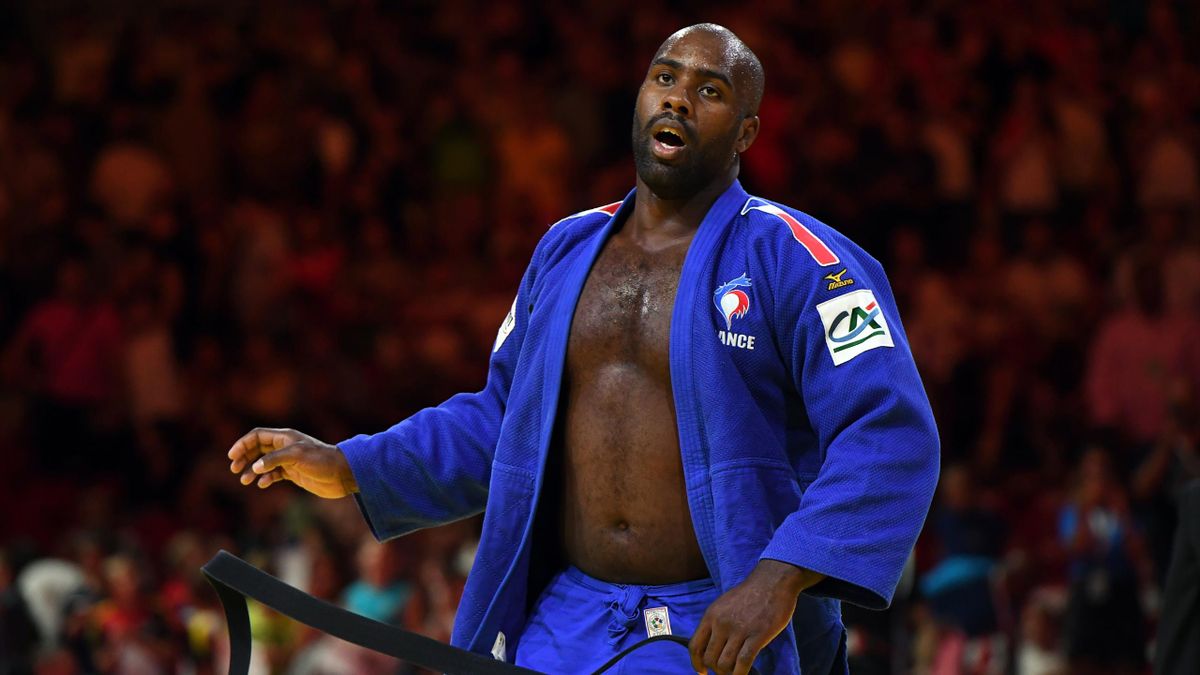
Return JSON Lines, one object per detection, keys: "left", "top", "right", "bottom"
{"left": 515, "top": 566, "right": 719, "bottom": 673}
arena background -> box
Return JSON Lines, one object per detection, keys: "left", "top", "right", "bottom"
{"left": 1, "top": 1, "right": 1198, "bottom": 673}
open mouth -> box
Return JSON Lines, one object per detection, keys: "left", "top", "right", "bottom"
{"left": 649, "top": 121, "right": 689, "bottom": 160}
{"left": 654, "top": 128, "right": 685, "bottom": 147}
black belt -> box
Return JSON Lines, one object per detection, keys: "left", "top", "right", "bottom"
{"left": 202, "top": 550, "right": 758, "bottom": 674}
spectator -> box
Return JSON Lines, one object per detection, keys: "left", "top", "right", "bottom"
{"left": 919, "top": 464, "right": 1007, "bottom": 670}
{"left": 2, "top": 257, "right": 123, "bottom": 474}
{"left": 1113, "top": 208, "right": 1200, "bottom": 315}
{"left": 992, "top": 78, "right": 1059, "bottom": 219}
{"left": 1133, "top": 81, "right": 1200, "bottom": 211}
{"left": 1002, "top": 219, "right": 1089, "bottom": 346}
{"left": 89, "top": 141, "right": 174, "bottom": 228}
{"left": 1086, "top": 260, "right": 1200, "bottom": 447}
{"left": 89, "top": 554, "right": 174, "bottom": 675}
{"left": 121, "top": 288, "right": 183, "bottom": 430}
{"left": 1015, "top": 589, "right": 1066, "bottom": 675}
{"left": 0, "top": 548, "right": 39, "bottom": 674}
{"left": 1059, "top": 448, "right": 1153, "bottom": 674}
{"left": 342, "top": 538, "right": 410, "bottom": 625}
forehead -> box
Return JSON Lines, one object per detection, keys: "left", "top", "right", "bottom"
{"left": 652, "top": 30, "right": 738, "bottom": 78}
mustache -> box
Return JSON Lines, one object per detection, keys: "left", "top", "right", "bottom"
{"left": 644, "top": 112, "right": 695, "bottom": 143}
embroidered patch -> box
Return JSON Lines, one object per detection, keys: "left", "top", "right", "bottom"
{"left": 644, "top": 606, "right": 672, "bottom": 638}
{"left": 815, "top": 289, "right": 894, "bottom": 365}
{"left": 824, "top": 268, "right": 855, "bottom": 291}
{"left": 491, "top": 631, "right": 506, "bottom": 661}
{"left": 713, "top": 274, "right": 752, "bottom": 330}
{"left": 493, "top": 296, "right": 517, "bottom": 353}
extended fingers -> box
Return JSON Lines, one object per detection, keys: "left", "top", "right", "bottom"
{"left": 256, "top": 468, "right": 286, "bottom": 488}
{"left": 257, "top": 428, "right": 292, "bottom": 450}
{"left": 228, "top": 431, "right": 257, "bottom": 470}
{"left": 252, "top": 444, "right": 302, "bottom": 474}
{"left": 228, "top": 428, "right": 294, "bottom": 472}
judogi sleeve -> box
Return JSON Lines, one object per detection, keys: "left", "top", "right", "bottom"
{"left": 337, "top": 244, "right": 542, "bottom": 541}
{"left": 759, "top": 226, "right": 940, "bottom": 609}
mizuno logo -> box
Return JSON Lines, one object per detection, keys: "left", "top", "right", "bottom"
{"left": 824, "top": 269, "right": 855, "bottom": 291}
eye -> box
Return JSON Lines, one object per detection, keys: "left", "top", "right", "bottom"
{"left": 656, "top": 71, "right": 674, "bottom": 85}
{"left": 700, "top": 84, "right": 720, "bottom": 98}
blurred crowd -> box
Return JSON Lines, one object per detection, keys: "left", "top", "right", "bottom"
{"left": 1, "top": 0, "right": 1199, "bottom": 673}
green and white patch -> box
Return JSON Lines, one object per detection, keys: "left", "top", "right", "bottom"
{"left": 815, "top": 289, "right": 894, "bottom": 365}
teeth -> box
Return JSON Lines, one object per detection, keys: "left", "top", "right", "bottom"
{"left": 655, "top": 128, "right": 683, "bottom": 146}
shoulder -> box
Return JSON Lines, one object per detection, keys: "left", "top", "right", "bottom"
{"left": 533, "top": 199, "right": 623, "bottom": 267}
{"left": 737, "top": 195, "right": 886, "bottom": 291}
{"left": 546, "top": 199, "right": 622, "bottom": 240}
{"left": 739, "top": 197, "right": 844, "bottom": 266}
{"left": 550, "top": 200, "right": 623, "bottom": 230}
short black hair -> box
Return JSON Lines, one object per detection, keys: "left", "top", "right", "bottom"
{"left": 653, "top": 23, "right": 765, "bottom": 117}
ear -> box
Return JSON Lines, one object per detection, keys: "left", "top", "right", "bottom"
{"left": 735, "top": 115, "right": 760, "bottom": 154}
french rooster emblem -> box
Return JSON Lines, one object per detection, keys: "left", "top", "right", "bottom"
{"left": 713, "top": 274, "right": 752, "bottom": 330}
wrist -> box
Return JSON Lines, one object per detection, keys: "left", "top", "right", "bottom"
{"left": 334, "top": 445, "right": 360, "bottom": 494}
{"left": 756, "top": 558, "right": 823, "bottom": 596}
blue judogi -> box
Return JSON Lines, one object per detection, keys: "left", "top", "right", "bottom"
{"left": 515, "top": 566, "right": 720, "bottom": 672}
{"left": 339, "top": 180, "right": 940, "bottom": 674}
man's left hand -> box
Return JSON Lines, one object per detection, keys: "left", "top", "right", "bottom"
{"left": 688, "top": 560, "right": 824, "bottom": 675}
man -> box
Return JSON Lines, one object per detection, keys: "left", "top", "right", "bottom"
{"left": 1157, "top": 480, "right": 1200, "bottom": 675}
{"left": 228, "top": 24, "right": 939, "bottom": 675}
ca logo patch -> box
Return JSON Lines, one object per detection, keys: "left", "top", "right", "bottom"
{"left": 815, "top": 289, "right": 894, "bottom": 365}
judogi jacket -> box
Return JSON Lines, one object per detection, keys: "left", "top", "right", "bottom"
{"left": 340, "top": 180, "right": 940, "bottom": 674}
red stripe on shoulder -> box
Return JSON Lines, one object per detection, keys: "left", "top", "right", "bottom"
{"left": 743, "top": 201, "right": 839, "bottom": 267}
{"left": 776, "top": 210, "right": 839, "bottom": 266}
{"left": 550, "top": 200, "right": 624, "bottom": 228}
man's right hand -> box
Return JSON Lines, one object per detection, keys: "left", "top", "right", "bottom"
{"left": 227, "top": 428, "right": 359, "bottom": 499}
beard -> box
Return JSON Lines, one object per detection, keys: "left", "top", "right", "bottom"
{"left": 631, "top": 110, "right": 739, "bottom": 200}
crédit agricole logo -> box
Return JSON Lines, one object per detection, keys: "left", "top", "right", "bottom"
{"left": 815, "top": 289, "right": 894, "bottom": 365}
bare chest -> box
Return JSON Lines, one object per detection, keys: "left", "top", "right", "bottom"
{"left": 566, "top": 235, "right": 691, "bottom": 376}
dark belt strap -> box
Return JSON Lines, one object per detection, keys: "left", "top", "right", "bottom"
{"left": 202, "top": 550, "right": 757, "bottom": 674}
{"left": 590, "top": 634, "right": 756, "bottom": 674}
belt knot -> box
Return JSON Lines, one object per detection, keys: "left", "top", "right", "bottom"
{"left": 605, "top": 585, "right": 646, "bottom": 642}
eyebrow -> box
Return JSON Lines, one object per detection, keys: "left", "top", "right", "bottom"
{"left": 652, "top": 57, "right": 733, "bottom": 89}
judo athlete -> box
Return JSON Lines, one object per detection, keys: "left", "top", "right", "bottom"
{"left": 228, "top": 24, "right": 939, "bottom": 675}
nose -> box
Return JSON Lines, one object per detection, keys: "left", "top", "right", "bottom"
{"left": 662, "top": 86, "right": 690, "bottom": 117}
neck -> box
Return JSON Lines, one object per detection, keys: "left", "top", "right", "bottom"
{"left": 630, "top": 164, "right": 738, "bottom": 239}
